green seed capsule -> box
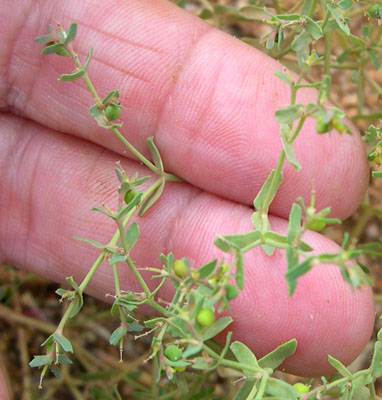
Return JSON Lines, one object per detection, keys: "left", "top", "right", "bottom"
{"left": 196, "top": 308, "right": 215, "bottom": 327}
{"left": 315, "top": 117, "right": 330, "bottom": 134}
{"left": 105, "top": 103, "right": 121, "bottom": 121}
{"left": 124, "top": 189, "right": 139, "bottom": 204}
{"left": 164, "top": 345, "right": 182, "bottom": 361}
{"left": 293, "top": 383, "right": 310, "bottom": 394}
{"left": 173, "top": 259, "right": 187, "bottom": 278}
{"left": 226, "top": 284, "right": 239, "bottom": 300}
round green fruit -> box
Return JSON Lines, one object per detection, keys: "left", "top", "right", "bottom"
{"left": 164, "top": 345, "right": 182, "bottom": 361}
{"left": 105, "top": 103, "right": 121, "bottom": 121}
{"left": 293, "top": 383, "right": 310, "bottom": 394}
{"left": 315, "top": 117, "right": 330, "bottom": 134}
{"left": 226, "top": 284, "right": 239, "bottom": 300}
{"left": 124, "top": 189, "right": 139, "bottom": 204}
{"left": 173, "top": 259, "right": 188, "bottom": 278}
{"left": 196, "top": 308, "right": 215, "bottom": 327}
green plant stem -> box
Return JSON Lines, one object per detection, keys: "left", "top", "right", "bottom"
{"left": 202, "top": 343, "right": 265, "bottom": 375}
{"left": 65, "top": 42, "right": 181, "bottom": 182}
{"left": 79, "top": 250, "right": 107, "bottom": 292}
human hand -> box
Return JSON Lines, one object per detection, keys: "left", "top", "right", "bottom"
{"left": 0, "top": 0, "right": 374, "bottom": 392}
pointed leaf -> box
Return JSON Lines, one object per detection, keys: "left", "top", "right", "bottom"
{"left": 371, "top": 341, "right": 382, "bottom": 377}
{"left": 287, "top": 204, "right": 302, "bottom": 244}
{"left": 41, "top": 42, "right": 65, "bottom": 55}
{"left": 223, "top": 231, "right": 262, "bottom": 251}
{"left": 73, "top": 236, "right": 106, "bottom": 249}
{"left": 235, "top": 252, "right": 244, "bottom": 290}
{"left": 198, "top": 259, "right": 217, "bottom": 279}
{"left": 29, "top": 355, "right": 54, "bottom": 368}
{"left": 125, "top": 222, "right": 139, "bottom": 251}
{"left": 327, "top": 4, "right": 350, "bottom": 35}
{"left": 280, "top": 124, "right": 301, "bottom": 171}
{"left": 58, "top": 354, "right": 73, "bottom": 365}
{"left": 53, "top": 333, "right": 73, "bottom": 353}
{"left": 254, "top": 169, "right": 283, "bottom": 212}
{"left": 265, "top": 377, "right": 297, "bottom": 399}
{"left": 64, "top": 22, "right": 77, "bottom": 45}
{"left": 109, "top": 326, "right": 128, "bottom": 346}
{"left": 304, "top": 15, "right": 323, "bottom": 40}
{"left": 275, "top": 104, "right": 303, "bottom": 123}
{"left": 328, "top": 355, "right": 352, "bottom": 377}
{"left": 202, "top": 316, "right": 233, "bottom": 340}
{"left": 58, "top": 48, "right": 92, "bottom": 81}
{"left": 230, "top": 341, "right": 259, "bottom": 374}
{"left": 146, "top": 137, "right": 164, "bottom": 172}
{"left": 138, "top": 179, "right": 165, "bottom": 216}
{"left": 258, "top": 339, "right": 297, "bottom": 369}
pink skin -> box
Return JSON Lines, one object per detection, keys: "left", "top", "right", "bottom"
{"left": 0, "top": 0, "right": 374, "bottom": 389}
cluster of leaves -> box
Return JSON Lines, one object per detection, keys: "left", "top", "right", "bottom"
{"left": 30, "top": 0, "right": 382, "bottom": 397}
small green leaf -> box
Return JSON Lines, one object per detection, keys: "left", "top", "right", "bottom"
{"left": 109, "top": 326, "right": 128, "bottom": 346}
{"left": 58, "top": 354, "right": 73, "bottom": 365}
{"left": 41, "top": 334, "right": 54, "bottom": 347}
{"left": 328, "top": 355, "right": 352, "bottom": 378}
{"left": 34, "top": 33, "right": 55, "bottom": 44}
{"left": 372, "top": 171, "right": 382, "bottom": 178}
{"left": 214, "top": 237, "right": 231, "bottom": 253}
{"left": 202, "top": 316, "right": 233, "bottom": 340}
{"left": 233, "top": 379, "right": 255, "bottom": 400}
{"left": 274, "top": 70, "right": 291, "bottom": 85}
{"left": 29, "top": 355, "right": 54, "bottom": 368}
{"left": 235, "top": 252, "right": 244, "bottom": 290}
{"left": 327, "top": 4, "right": 350, "bottom": 35}
{"left": 285, "top": 257, "right": 314, "bottom": 295}
{"left": 275, "top": 104, "right": 303, "bottom": 123}
{"left": 127, "top": 322, "right": 144, "bottom": 332}
{"left": 238, "top": 5, "right": 271, "bottom": 20}
{"left": 58, "top": 48, "right": 92, "bottom": 81}
{"left": 64, "top": 22, "right": 77, "bottom": 45}
{"left": 198, "top": 259, "right": 217, "bottom": 279}
{"left": 109, "top": 253, "right": 127, "bottom": 264}
{"left": 102, "top": 89, "right": 120, "bottom": 104}
{"left": 304, "top": 15, "right": 323, "bottom": 40}
{"left": 41, "top": 42, "right": 65, "bottom": 55}
{"left": 182, "top": 344, "right": 202, "bottom": 358}
{"left": 280, "top": 124, "right": 301, "bottom": 171}
{"left": 69, "top": 296, "right": 84, "bottom": 318}
{"left": 287, "top": 203, "right": 302, "bottom": 244}
{"left": 265, "top": 377, "right": 298, "bottom": 400}
{"left": 371, "top": 341, "right": 382, "bottom": 377}
{"left": 138, "top": 178, "right": 165, "bottom": 216}
{"left": 125, "top": 222, "right": 139, "bottom": 251}
{"left": 146, "top": 137, "right": 164, "bottom": 172}
{"left": 230, "top": 341, "right": 259, "bottom": 374}
{"left": 89, "top": 104, "right": 103, "bottom": 118}
{"left": 73, "top": 236, "right": 105, "bottom": 249}
{"left": 53, "top": 333, "right": 73, "bottom": 353}
{"left": 223, "top": 231, "right": 262, "bottom": 251}
{"left": 253, "top": 169, "right": 283, "bottom": 212}
{"left": 49, "top": 365, "right": 62, "bottom": 380}
{"left": 66, "top": 276, "right": 80, "bottom": 291}
{"left": 258, "top": 339, "right": 297, "bottom": 369}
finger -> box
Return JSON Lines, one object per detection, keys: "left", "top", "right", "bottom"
{"left": 2, "top": 0, "right": 367, "bottom": 220}
{"left": 0, "top": 114, "right": 373, "bottom": 376}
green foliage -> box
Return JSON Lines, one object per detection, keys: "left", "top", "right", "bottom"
{"left": 31, "top": 3, "right": 382, "bottom": 396}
